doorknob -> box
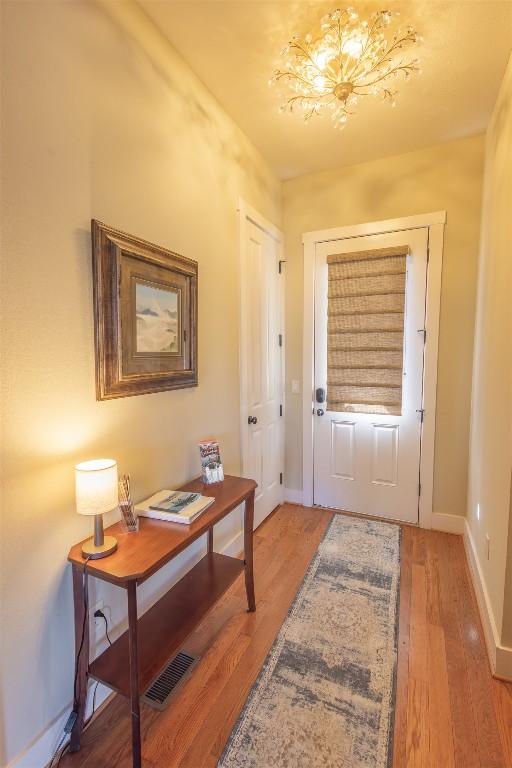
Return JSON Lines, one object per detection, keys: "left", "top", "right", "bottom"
{"left": 316, "top": 408, "right": 324, "bottom": 416}
{"left": 248, "top": 416, "right": 258, "bottom": 424}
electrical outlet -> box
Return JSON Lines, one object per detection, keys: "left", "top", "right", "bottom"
{"left": 91, "top": 599, "right": 105, "bottom": 635}
{"left": 291, "top": 379, "right": 301, "bottom": 394}
{"left": 486, "top": 534, "right": 490, "bottom": 560}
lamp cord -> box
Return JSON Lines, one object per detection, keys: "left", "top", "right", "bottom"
{"left": 51, "top": 560, "right": 117, "bottom": 768}
{"left": 49, "top": 557, "right": 91, "bottom": 768}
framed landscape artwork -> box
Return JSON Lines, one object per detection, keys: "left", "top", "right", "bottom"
{"left": 91, "top": 220, "right": 198, "bottom": 399}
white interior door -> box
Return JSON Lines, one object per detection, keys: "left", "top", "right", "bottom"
{"left": 240, "top": 207, "right": 284, "bottom": 529}
{"left": 313, "top": 228, "right": 428, "bottom": 523}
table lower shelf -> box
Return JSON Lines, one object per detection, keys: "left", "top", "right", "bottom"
{"left": 89, "top": 552, "right": 245, "bottom": 698}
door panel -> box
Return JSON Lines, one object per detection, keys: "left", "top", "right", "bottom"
{"left": 331, "top": 420, "right": 355, "bottom": 480}
{"left": 249, "top": 425, "right": 264, "bottom": 504}
{"left": 241, "top": 215, "right": 284, "bottom": 529}
{"left": 263, "top": 422, "right": 279, "bottom": 495}
{"left": 247, "top": 236, "right": 263, "bottom": 410}
{"left": 371, "top": 424, "right": 399, "bottom": 486}
{"left": 313, "top": 228, "right": 428, "bottom": 523}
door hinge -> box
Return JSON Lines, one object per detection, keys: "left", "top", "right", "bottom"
{"left": 279, "top": 472, "right": 283, "bottom": 485}
{"left": 278, "top": 333, "right": 283, "bottom": 347}
{"left": 417, "top": 328, "right": 426, "bottom": 342}
{"left": 416, "top": 408, "right": 425, "bottom": 423}
{"left": 278, "top": 259, "right": 286, "bottom": 274}
{"left": 279, "top": 404, "right": 283, "bottom": 417}
{"left": 418, "top": 482, "right": 422, "bottom": 497}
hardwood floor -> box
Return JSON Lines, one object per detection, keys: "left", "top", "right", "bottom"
{"left": 394, "top": 526, "right": 512, "bottom": 768}
{"left": 61, "top": 505, "right": 512, "bottom": 768}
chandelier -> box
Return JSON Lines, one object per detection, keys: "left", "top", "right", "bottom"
{"left": 271, "top": 8, "right": 420, "bottom": 127}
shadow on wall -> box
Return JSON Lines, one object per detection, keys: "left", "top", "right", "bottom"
{"left": 96, "top": 0, "right": 275, "bottom": 206}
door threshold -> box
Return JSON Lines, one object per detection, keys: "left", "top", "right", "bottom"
{"left": 312, "top": 503, "right": 419, "bottom": 528}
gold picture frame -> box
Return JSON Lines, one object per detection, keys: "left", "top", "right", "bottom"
{"left": 92, "top": 220, "right": 197, "bottom": 400}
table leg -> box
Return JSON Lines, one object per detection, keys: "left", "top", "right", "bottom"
{"left": 70, "top": 564, "right": 89, "bottom": 752}
{"left": 207, "top": 527, "right": 214, "bottom": 553}
{"left": 127, "top": 582, "right": 142, "bottom": 768}
{"left": 244, "top": 490, "right": 256, "bottom": 612}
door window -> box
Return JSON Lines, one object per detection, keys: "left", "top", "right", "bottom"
{"left": 327, "top": 245, "right": 409, "bottom": 415}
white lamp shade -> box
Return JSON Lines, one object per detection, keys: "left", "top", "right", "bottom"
{"left": 75, "top": 459, "right": 118, "bottom": 516}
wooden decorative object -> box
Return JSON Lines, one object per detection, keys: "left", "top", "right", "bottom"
{"left": 91, "top": 220, "right": 198, "bottom": 400}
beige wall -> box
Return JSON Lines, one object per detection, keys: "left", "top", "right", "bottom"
{"left": 467, "top": 54, "right": 512, "bottom": 643}
{"left": 0, "top": 1, "right": 280, "bottom": 764}
{"left": 0, "top": 0, "right": 500, "bottom": 762}
{"left": 283, "top": 134, "right": 485, "bottom": 520}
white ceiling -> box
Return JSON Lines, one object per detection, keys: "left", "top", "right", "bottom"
{"left": 140, "top": 0, "right": 512, "bottom": 179}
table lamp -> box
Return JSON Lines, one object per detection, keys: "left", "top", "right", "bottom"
{"left": 75, "top": 458, "right": 118, "bottom": 559}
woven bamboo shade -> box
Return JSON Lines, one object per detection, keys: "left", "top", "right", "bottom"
{"left": 327, "top": 245, "right": 409, "bottom": 415}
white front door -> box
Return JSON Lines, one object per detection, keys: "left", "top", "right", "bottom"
{"left": 313, "top": 228, "right": 428, "bottom": 523}
{"left": 240, "top": 208, "right": 284, "bottom": 529}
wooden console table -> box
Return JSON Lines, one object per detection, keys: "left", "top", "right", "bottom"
{"left": 67, "top": 475, "right": 256, "bottom": 768}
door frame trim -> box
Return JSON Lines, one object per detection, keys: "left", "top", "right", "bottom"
{"left": 302, "top": 211, "right": 446, "bottom": 529}
{"left": 238, "top": 198, "right": 285, "bottom": 497}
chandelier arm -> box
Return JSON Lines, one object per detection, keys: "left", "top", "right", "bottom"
{"left": 353, "top": 86, "right": 393, "bottom": 98}
{"left": 344, "top": 14, "right": 381, "bottom": 81}
{"left": 348, "top": 30, "right": 416, "bottom": 87}
{"left": 276, "top": 64, "right": 338, "bottom": 95}
{"left": 321, "top": 67, "right": 341, "bottom": 88}
{"left": 337, "top": 15, "right": 345, "bottom": 78}
{"left": 343, "top": 41, "right": 371, "bottom": 82}
{"left": 287, "top": 94, "right": 330, "bottom": 119}
{"left": 338, "top": 12, "right": 368, "bottom": 81}
{"left": 290, "top": 38, "right": 330, "bottom": 75}
{"left": 368, "top": 57, "right": 419, "bottom": 81}
{"left": 356, "top": 62, "right": 418, "bottom": 90}
{"left": 287, "top": 93, "right": 329, "bottom": 106}
{"left": 323, "top": 93, "right": 352, "bottom": 116}
{"left": 357, "top": 33, "right": 417, "bottom": 81}
{"left": 349, "top": 51, "right": 414, "bottom": 89}
{"left": 274, "top": 70, "right": 321, "bottom": 89}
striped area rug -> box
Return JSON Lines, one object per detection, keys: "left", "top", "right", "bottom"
{"left": 219, "top": 513, "right": 401, "bottom": 768}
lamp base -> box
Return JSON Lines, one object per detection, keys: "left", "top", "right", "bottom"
{"left": 82, "top": 535, "right": 118, "bottom": 560}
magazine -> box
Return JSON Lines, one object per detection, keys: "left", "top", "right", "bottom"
{"left": 136, "top": 489, "right": 214, "bottom": 524}
{"left": 198, "top": 439, "right": 224, "bottom": 484}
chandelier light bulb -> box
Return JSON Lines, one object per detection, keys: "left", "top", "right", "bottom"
{"left": 314, "top": 50, "right": 331, "bottom": 70}
{"left": 271, "top": 7, "right": 421, "bottom": 127}
{"left": 343, "top": 36, "right": 364, "bottom": 58}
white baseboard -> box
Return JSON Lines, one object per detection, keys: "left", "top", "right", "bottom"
{"left": 463, "top": 518, "right": 512, "bottom": 681}
{"left": 416, "top": 511, "right": 512, "bottom": 680}
{"left": 284, "top": 488, "right": 303, "bottom": 505}
{"left": 495, "top": 642, "right": 512, "bottom": 680}
{"left": 7, "top": 681, "right": 114, "bottom": 768}
{"left": 219, "top": 529, "right": 244, "bottom": 558}
{"left": 431, "top": 512, "right": 466, "bottom": 534}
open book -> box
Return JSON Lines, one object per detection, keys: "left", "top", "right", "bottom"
{"left": 136, "top": 490, "right": 214, "bottom": 524}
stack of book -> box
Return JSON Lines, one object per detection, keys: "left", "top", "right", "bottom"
{"left": 136, "top": 490, "right": 214, "bottom": 525}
